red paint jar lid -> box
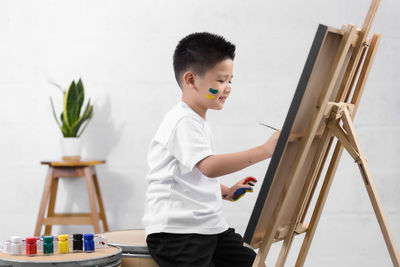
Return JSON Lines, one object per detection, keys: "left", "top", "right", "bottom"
{"left": 26, "top": 237, "right": 37, "bottom": 244}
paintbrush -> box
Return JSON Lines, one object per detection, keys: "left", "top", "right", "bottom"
{"left": 258, "top": 122, "right": 280, "bottom": 131}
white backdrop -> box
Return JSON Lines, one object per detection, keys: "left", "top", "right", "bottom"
{"left": 0, "top": 0, "right": 399, "bottom": 266}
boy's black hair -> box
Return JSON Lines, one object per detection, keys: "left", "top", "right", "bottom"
{"left": 173, "top": 32, "right": 236, "bottom": 87}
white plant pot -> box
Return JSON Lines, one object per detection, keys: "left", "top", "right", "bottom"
{"left": 60, "top": 137, "right": 82, "bottom": 161}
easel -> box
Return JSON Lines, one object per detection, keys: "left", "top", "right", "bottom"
{"left": 252, "top": 0, "right": 400, "bottom": 266}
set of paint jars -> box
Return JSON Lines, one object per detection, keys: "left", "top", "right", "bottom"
{"left": 9, "top": 233, "right": 95, "bottom": 256}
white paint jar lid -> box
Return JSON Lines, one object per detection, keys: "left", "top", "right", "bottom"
{"left": 11, "top": 236, "right": 22, "bottom": 243}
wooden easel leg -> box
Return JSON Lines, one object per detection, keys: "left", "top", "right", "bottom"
{"left": 276, "top": 128, "right": 334, "bottom": 267}
{"left": 253, "top": 250, "right": 267, "bottom": 267}
{"left": 44, "top": 177, "right": 59, "bottom": 236}
{"left": 34, "top": 167, "right": 54, "bottom": 236}
{"left": 295, "top": 141, "right": 344, "bottom": 266}
{"left": 355, "top": 160, "right": 400, "bottom": 266}
{"left": 92, "top": 167, "right": 109, "bottom": 232}
{"left": 337, "top": 0, "right": 381, "bottom": 102}
{"left": 300, "top": 137, "right": 334, "bottom": 223}
{"left": 340, "top": 109, "right": 400, "bottom": 266}
{"left": 349, "top": 33, "right": 381, "bottom": 108}
{"left": 84, "top": 167, "right": 101, "bottom": 233}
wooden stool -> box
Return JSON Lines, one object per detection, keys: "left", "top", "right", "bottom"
{"left": 34, "top": 160, "right": 109, "bottom": 236}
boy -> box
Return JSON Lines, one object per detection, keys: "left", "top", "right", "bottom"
{"left": 143, "top": 32, "right": 280, "bottom": 267}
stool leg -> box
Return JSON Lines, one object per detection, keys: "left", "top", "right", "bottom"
{"left": 84, "top": 167, "right": 101, "bottom": 233}
{"left": 34, "top": 167, "right": 54, "bottom": 236}
{"left": 45, "top": 177, "right": 59, "bottom": 236}
{"left": 92, "top": 167, "right": 109, "bottom": 232}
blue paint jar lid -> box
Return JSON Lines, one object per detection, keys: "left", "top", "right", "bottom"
{"left": 84, "top": 233, "right": 94, "bottom": 241}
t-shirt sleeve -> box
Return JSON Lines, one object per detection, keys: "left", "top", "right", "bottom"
{"left": 167, "top": 116, "right": 214, "bottom": 171}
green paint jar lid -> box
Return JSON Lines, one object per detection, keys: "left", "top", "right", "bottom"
{"left": 43, "top": 236, "right": 53, "bottom": 243}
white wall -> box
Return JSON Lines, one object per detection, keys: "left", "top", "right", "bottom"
{"left": 0, "top": 0, "right": 399, "bottom": 266}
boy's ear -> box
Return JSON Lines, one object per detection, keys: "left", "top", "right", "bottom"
{"left": 183, "top": 71, "right": 197, "bottom": 90}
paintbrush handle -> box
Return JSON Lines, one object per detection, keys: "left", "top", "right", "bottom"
{"left": 258, "top": 122, "right": 280, "bottom": 131}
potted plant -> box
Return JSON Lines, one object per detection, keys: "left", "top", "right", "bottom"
{"left": 50, "top": 78, "right": 94, "bottom": 161}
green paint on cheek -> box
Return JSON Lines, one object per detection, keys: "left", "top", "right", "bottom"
{"left": 209, "top": 88, "right": 219, "bottom": 94}
{"left": 206, "top": 94, "right": 215, "bottom": 99}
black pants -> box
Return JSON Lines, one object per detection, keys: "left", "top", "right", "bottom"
{"left": 146, "top": 228, "right": 256, "bottom": 267}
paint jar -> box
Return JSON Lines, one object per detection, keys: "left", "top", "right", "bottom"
{"left": 58, "top": 234, "right": 69, "bottom": 253}
{"left": 10, "top": 236, "right": 22, "bottom": 256}
{"left": 84, "top": 234, "right": 95, "bottom": 253}
{"left": 25, "top": 237, "right": 37, "bottom": 256}
{"left": 73, "top": 233, "right": 83, "bottom": 252}
{"left": 43, "top": 236, "right": 54, "bottom": 255}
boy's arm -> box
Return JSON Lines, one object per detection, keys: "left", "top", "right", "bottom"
{"left": 196, "top": 131, "right": 280, "bottom": 178}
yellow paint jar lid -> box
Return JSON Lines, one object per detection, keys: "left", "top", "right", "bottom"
{"left": 58, "top": 234, "right": 69, "bottom": 241}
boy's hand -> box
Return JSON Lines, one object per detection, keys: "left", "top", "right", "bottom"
{"left": 262, "top": 131, "right": 281, "bottom": 158}
{"left": 224, "top": 176, "right": 257, "bottom": 201}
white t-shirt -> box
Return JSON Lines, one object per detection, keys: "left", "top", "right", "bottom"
{"left": 142, "top": 101, "right": 229, "bottom": 236}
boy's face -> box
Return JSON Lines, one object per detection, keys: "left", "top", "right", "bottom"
{"left": 192, "top": 58, "right": 233, "bottom": 110}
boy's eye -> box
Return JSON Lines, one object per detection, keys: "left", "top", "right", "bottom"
{"left": 217, "top": 80, "right": 232, "bottom": 84}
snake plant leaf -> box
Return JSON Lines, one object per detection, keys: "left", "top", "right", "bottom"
{"left": 63, "top": 80, "right": 84, "bottom": 128}
{"left": 48, "top": 81, "right": 65, "bottom": 94}
{"left": 76, "top": 78, "right": 85, "bottom": 117}
{"left": 60, "top": 112, "right": 70, "bottom": 137}
{"left": 77, "top": 118, "right": 92, "bottom": 137}
{"left": 71, "top": 99, "right": 93, "bottom": 136}
{"left": 77, "top": 107, "right": 94, "bottom": 137}
{"left": 69, "top": 81, "right": 80, "bottom": 125}
{"left": 71, "top": 98, "right": 92, "bottom": 128}
{"left": 63, "top": 81, "right": 74, "bottom": 128}
{"left": 50, "top": 97, "right": 62, "bottom": 129}
{"left": 74, "top": 108, "right": 93, "bottom": 136}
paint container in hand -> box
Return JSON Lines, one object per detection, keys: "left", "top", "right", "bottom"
{"left": 58, "top": 234, "right": 69, "bottom": 253}
{"left": 73, "top": 233, "right": 83, "bottom": 252}
{"left": 10, "top": 236, "right": 22, "bottom": 256}
{"left": 43, "top": 236, "right": 54, "bottom": 255}
{"left": 84, "top": 234, "right": 95, "bottom": 253}
{"left": 25, "top": 237, "right": 37, "bottom": 256}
